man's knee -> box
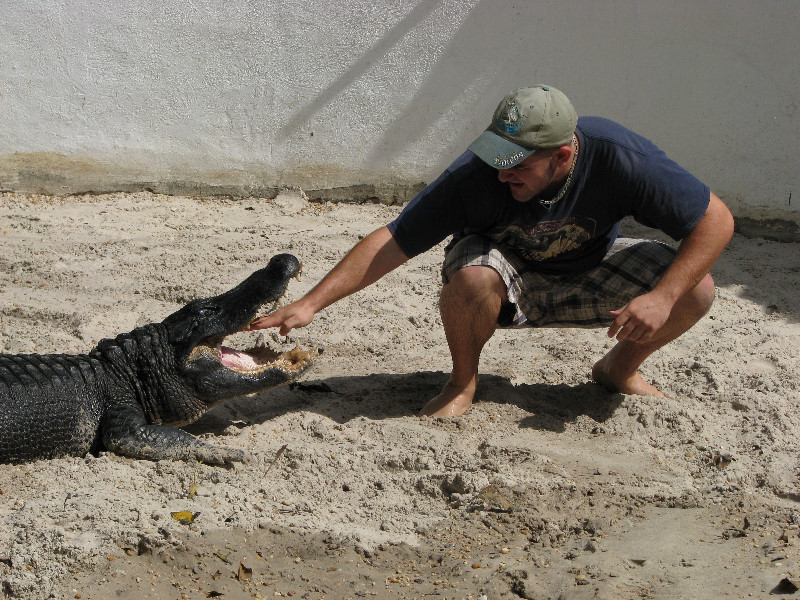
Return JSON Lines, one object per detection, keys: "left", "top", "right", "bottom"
{"left": 685, "top": 273, "right": 716, "bottom": 316}
{"left": 443, "top": 265, "right": 507, "bottom": 301}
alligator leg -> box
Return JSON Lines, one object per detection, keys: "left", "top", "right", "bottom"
{"left": 101, "top": 398, "right": 247, "bottom": 464}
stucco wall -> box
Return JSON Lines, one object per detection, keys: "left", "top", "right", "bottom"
{"left": 1, "top": 1, "right": 798, "bottom": 237}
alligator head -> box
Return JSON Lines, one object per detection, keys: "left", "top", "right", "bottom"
{"left": 162, "top": 253, "right": 315, "bottom": 404}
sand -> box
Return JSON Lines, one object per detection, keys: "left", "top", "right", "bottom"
{"left": 0, "top": 190, "right": 798, "bottom": 600}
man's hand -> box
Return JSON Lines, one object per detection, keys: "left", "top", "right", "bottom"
{"left": 246, "top": 301, "right": 315, "bottom": 336}
{"left": 607, "top": 291, "right": 673, "bottom": 343}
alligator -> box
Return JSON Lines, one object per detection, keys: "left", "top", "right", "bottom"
{"left": 0, "top": 253, "right": 315, "bottom": 465}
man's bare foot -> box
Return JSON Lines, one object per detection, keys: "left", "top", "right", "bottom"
{"left": 591, "top": 356, "right": 666, "bottom": 398}
{"left": 419, "top": 381, "right": 475, "bottom": 417}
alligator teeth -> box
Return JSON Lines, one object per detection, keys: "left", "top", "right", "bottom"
{"left": 254, "top": 332, "right": 267, "bottom": 348}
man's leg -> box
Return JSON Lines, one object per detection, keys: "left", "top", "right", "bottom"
{"left": 591, "top": 273, "right": 716, "bottom": 396}
{"left": 419, "top": 265, "right": 507, "bottom": 417}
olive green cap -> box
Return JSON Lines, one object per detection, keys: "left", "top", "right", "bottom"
{"left": 468, "top": 85, "right": 578, "bottom": 169}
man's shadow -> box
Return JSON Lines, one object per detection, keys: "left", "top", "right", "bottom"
{"left": 183, "top": 371, "right": 625, "bottom": 436}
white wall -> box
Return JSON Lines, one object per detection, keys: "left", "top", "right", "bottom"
{"left": 1, "top": 1, "right": 798, "bottom": 234}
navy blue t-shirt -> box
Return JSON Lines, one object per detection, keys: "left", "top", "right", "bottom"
{"left": 388, "top": 117, "right": 710, "bottom": 275}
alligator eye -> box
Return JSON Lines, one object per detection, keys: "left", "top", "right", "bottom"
{"left": 194, "top": 306, "right": 219, "bottom": 317}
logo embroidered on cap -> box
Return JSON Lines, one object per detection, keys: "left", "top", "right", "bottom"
{"left": 494, "top": 151, "right": 524, "bottom": 168}
{"left": 495, "top": 97, "right": 525, "bottom": 135}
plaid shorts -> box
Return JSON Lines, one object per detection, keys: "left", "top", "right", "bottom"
{"left": 441, "top": 235, "right": 677, "bottom": 328}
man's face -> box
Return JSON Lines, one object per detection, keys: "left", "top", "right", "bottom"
{"left": 496, "top": 150, "right": 559, "bottom": 203}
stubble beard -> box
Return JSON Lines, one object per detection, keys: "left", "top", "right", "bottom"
{"left": 508, "top": 162, "right": 560, "bottom": 204}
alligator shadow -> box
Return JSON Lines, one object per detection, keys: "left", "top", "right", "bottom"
{"left": 184, "top": 371, "right": 624, "bottom": 436}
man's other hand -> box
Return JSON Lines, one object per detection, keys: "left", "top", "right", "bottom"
{"left": 607, "top": 291, "right": 672, "bottom": 343}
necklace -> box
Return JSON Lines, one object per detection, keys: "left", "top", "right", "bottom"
{"left": 539, "top": 135, "right": 579, "bottom": 209}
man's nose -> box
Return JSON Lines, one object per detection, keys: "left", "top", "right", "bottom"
{"left": 497, "top": 169, "right": 515, "bottom": 182}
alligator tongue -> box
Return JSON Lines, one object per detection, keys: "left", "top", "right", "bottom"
{"left": 219, "top": 346, "right": 260, "bottom": 370}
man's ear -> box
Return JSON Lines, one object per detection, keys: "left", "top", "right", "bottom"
{"left": 551, "top": 145, "right": 573, "bottom": 169}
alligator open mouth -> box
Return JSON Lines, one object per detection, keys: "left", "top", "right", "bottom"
{"left": 218, "top": 340, "right": 314, "bottom": 374}
{"left": 186, "top": 335, "right": 315, "bottom": 376}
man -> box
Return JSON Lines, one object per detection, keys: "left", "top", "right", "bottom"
{"left": 249, "top": 85, "right": 734, "bottom": 417}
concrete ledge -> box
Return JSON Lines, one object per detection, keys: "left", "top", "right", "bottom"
{"left": 3, "top": 152, "right": 798, "bottom": 242}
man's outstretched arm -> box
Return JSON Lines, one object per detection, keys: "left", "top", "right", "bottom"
{"left": 248, "top": 226, "right": 409, "bottom": 335}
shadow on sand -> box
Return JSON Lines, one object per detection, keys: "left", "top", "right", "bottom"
{"left": 184, "top": 370, "right": 625, "bottom": 438}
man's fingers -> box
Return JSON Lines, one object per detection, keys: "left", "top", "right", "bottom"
{"left": 246, "top": 313, "right": 283, "bottom": 331}
{"left": 274, "top": 315, "right": 299, "bottom": 336}
{"left": 609, "top": 316, "right": 640, "bottom": 341}
{"left": 620, "top": 323, "right": 640, "bottom": 341}
{"left": 607, "top": 303, "right": 630, "bottom": 338}
{"left": 607, "top": 315, "right": 627, "bottom": 339}
{"left": 612, "top": 320, "right": 656, "bottom": 344}
{"left": 251, "top": 306, "right": 314, "bottom": 335}
{"left": 613, "top": 323, "right": 630, "bottom": 341}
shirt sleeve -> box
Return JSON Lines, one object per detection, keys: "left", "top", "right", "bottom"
{"left": 387, "top": 171, "right": 464, "bottom": 258}
{"left": 611, "top": 139, "right": 710, "bottom": 241}
{"left": 387, "top": 152, "right": 501, "bottom": 258}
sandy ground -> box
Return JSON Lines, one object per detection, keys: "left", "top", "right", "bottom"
{"left": 0, "top": 190, "right": 798, "bottom": 600}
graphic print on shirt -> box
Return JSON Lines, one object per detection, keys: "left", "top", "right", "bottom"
{"left": 490, "top": 216, "right": 597, "bottom": 262}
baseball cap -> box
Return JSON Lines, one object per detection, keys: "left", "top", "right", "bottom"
{"left": 468, "top": 85, "right": 578, "bottom": 169}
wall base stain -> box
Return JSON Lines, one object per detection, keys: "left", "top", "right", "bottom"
{"left": 734, "top": 217, "right": 800, "bottom": 244}
{"left": 0, "top": 152, "right": 426, "bottom": 206}
{"left": 304, "top": 182, "right": 426, "bottom": 206}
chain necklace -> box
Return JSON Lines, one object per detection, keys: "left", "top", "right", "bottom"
{"left": 539, "top": 135, "right": 579, "bottom": 209}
